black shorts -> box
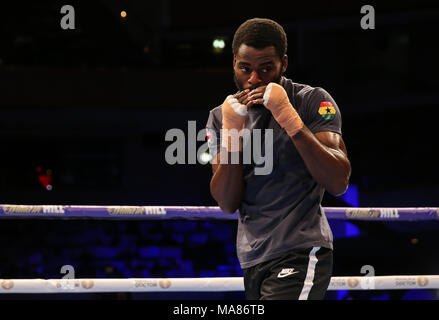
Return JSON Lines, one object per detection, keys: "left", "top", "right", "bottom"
{"left": 242, "top": 246, "right": 333, "bottom": 300}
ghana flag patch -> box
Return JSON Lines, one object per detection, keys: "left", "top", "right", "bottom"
{"left": 318, "top": 101, "right": 336, "bottom": 120}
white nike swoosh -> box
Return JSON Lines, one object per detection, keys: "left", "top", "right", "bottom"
{"left": 277, "top": 271, "right": 299, "bottom": 278}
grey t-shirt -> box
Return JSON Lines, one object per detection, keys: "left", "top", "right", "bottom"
{"left": 206, "top": 77, "right": 342, "bottom": 269}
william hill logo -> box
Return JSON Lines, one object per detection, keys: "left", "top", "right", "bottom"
{"left": 345, "top": 209, "right": 379, "bottom": 219}
{"left": 1, "top": 205, "right": 64, "bottom": 215}
{"left": 107, "top": 206, "right": 166, "bottom": 216}
{"left": 379, "top": 209, "right": 399, "bottom": 219}
{"left": 345, "top": 208, "right": 399, "bottom": 219}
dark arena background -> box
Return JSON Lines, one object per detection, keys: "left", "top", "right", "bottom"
{"left": 0, "top": 0, "right": 438, "bottom": 303}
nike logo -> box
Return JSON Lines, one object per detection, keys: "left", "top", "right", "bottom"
{"left": 277, "top": 268, "right": 299, "bottom": 278}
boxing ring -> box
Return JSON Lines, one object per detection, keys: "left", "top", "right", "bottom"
{"left": 0, "top": 205, "right": 438, "bottom": 296}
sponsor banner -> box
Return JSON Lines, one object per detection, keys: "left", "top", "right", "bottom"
{"left": 393, "top": 276, "right": 431, "bottom": 288}
{"left": 0, "top": 205, "right": 238, "bottom": 220}
{"left": 1, "top": 276, "right": 438, "bottom": 293}
{"left": 1, "top": 205, "right": 438, "bottom": 221}
{"left": 323, "top": 207, "right": 439, "bottom": 221}
{"left": 328, "top": 276, "right": 437, "bottom": 290}
{"left": 328, "top": 277, "right": 360, "bottom": 290}
{"left": 1, "top": 205, "right": 65, "bottom": 216}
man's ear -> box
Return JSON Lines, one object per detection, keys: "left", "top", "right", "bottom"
{"left": 282, "top": 54, "right": 288, "bottom": 73}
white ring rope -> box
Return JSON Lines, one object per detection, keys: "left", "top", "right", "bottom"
{"left": 0, "top": 276, "right": 438, "bottom": 293}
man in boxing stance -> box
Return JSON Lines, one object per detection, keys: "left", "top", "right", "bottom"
{"left": 206, "top": 18, "right": 351, "bottom": 299}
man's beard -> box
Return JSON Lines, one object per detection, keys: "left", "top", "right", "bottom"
{"left": 233, "top": 67, "right": 283, "bottom": 92}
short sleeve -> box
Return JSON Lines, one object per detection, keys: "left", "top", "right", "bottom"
{"left": 303, "top": 88, "right": 342, "bottom": 135}
{"left": 205, "top": 107, "right": 222, "bottom": 159}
